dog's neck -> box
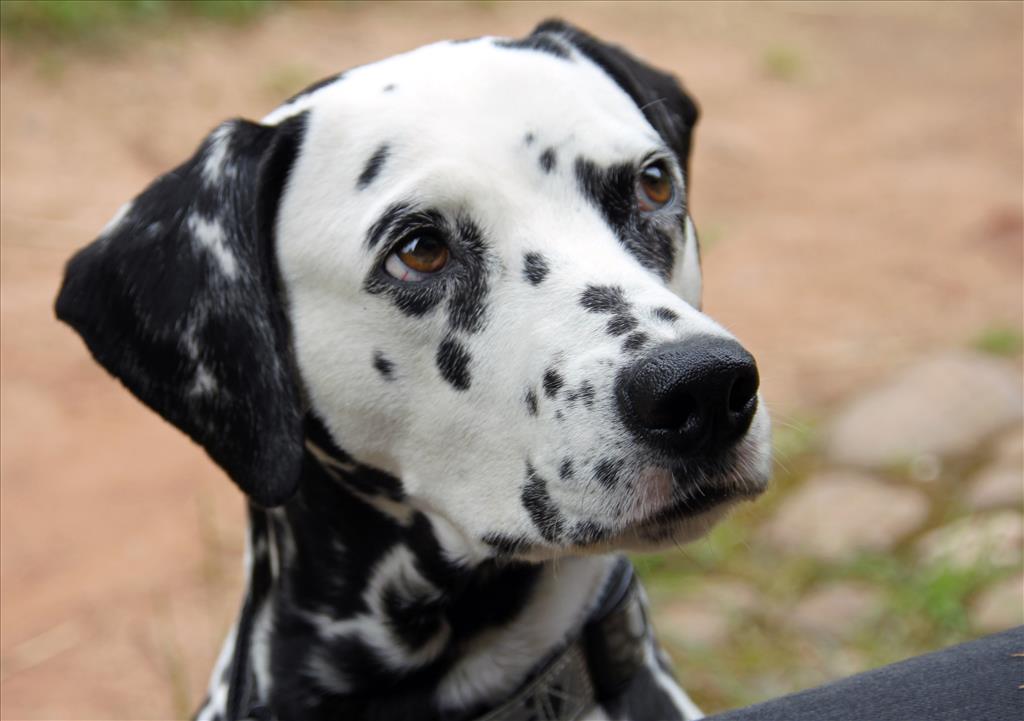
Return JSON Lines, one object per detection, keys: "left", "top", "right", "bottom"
{"left": 214, "top": 447, "right": 617, "bottom": 721}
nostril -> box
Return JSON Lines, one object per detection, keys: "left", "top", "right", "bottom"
{"left": 728, "top": 371, "right": 758, "bottom": 415}
{"left": 617, "top": 336, "right": 760, "bottom": 457}
{"left": 647, "top": 391, "right": 698, "bottom": 431}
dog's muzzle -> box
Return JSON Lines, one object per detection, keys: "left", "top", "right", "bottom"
{"left": 616, "top": 335, "right": 760, "bottom": 461}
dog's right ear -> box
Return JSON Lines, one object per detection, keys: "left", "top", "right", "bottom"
{"left": 56, "top": 114, "right": 308, "bottom": 507}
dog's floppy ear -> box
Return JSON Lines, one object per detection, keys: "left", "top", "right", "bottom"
{"left": 533, "top": 19, "right": 700, "bottom": 177}
{"left": 56, "top": 114, "right": 308, "bottom": 507}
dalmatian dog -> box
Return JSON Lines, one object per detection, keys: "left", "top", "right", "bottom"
{"left": 56, "top": 19, "right": 771, "bottom": 721}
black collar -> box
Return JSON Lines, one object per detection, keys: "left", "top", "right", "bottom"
{"left": 226, "top": 555, "right": 647, "bottom": 721}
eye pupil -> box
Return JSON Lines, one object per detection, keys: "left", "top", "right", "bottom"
{"left": 397, "top": 235, "right": 448, "bottom": 273}
{"left": 637, "top": 161, "right": 673, "bottom": 209}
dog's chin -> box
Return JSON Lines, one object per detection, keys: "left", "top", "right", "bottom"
{"left": 514, "top": 476, "right": 767, "bottom": 563}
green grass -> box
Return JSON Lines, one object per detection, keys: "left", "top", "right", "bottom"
{"left": 1, "top": 0, "right": 273, "bottom": 43}
{"left": 634, "top": 419, "right": 1016, "bottom": 713}
{"left": 972, "top": 325, "right": 1024, "bottom": 358}
{"left": 761, "top": 45, "right": 803, "bottom": 82}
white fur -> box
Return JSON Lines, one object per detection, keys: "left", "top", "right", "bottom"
{"left": 272, "top": 39, "right": 771, "bottom": 556}
{"left": 189, "top": 214, "right": 238, "bottom": 279}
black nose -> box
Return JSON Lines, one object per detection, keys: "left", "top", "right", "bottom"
{"left": 617, "top": 336, "right": 759, "bottom": 456}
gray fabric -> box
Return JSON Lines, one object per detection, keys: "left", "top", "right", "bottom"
{"left": 706, "top": 626, "right": 1024, "bottom": 721}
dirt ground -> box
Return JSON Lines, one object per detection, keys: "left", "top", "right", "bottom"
{"left": 1, "top": 1, "right": 1021, "bottom": 718}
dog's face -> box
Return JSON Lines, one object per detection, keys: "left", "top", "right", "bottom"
{"left": 56, "top": 22, "right": 770, "bottom": 561}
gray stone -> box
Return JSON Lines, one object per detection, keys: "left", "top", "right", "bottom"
{"left": 916, "top": 511, "right": 1023, "bottom": 569}
{"left": 792, "top": 582, "right": 883, "bottom": 638}
{"left": 967, "top": 458, "right": 1023, "bottom": 510}
{"left": 759, "top": 471, "right": 930, "bottom": 560}
{"left": 993, "top": 426, "right": 1024, "bottom": 463}
{"left": 827, "top": 352, "right": 1023, "bottom": 468}
{"left": 971, "top": 573, "right": 1023, "bottom": 633}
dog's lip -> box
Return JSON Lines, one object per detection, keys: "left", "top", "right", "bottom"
{"left": 637, "top": 483, "right": 754, "bottom": 529}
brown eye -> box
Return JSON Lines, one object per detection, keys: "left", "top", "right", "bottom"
{"left": 385, "top": 235, "right": 449, "bottom": 281}
{"left": 636, "top": 161, "right": 673, "bottom": 211}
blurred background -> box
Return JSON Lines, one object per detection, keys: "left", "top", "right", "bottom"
{"left": 1, "top": 1, "right": 1021, "bottom": 718}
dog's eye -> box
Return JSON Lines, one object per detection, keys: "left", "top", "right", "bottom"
{"left": 384, "top": 235, "right": 450, "bottom": 281}
{"left": 636, "top": 161, "right": 673, "bottom": 211}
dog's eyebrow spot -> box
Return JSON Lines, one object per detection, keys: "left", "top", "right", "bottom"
{"left": 522, "top": 463, "right": 566, "bottom": 543}
{"left": 494, "top": 35, "right": 572, "bottom": 59}
{"left": 606, "top": 314, "right": 638, "bottom": 336}
{"left": 357, "top": 144, "right": 390, "bottom": 190}
{"left": 382, "top": 83, "right": 396, "bottom": 93}
{"left": 372, "top": 351, "right": 395, "bottom": 380}
{"left": 542, "top": 368, "right": 564, "bottom": 398}
{"left": 524, "top": 389, "right": 538, "bottom": 416}
{"left": 594, "top": 458, "right": 624, "bottom": 489}
{"left": 559, "top": 458, "right": 574, "bottom": 480}
{"left": 653, "top": 307, "right": 679, "bottom": 323}
{"left": 580, "top": 285, "right": 627, "bottom": 313}
{"left": 366, "top": 201, "right": 413, "bottom": 249}
{"left": 524, "top": 132, "right": 535, "bottom": 146}
{"left": 522, "top": 252, "right": 550, "bottom": 285}
{"left": 436, "top": 337, "right": 471, "bottom": 390}
{"left": 623, "top": 331, "right": 649, "bottom": 352}
{"left": 539, "top": 148, "right": 557, "bottom": 174}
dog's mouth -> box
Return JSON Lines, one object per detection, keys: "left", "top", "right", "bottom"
{"left": 586, "top": 447, "right": 772, "bottom": 553}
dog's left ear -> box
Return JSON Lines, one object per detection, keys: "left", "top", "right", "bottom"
{"left": 56, "top": 114, "right": 308, "bottom": 507}
{"left": 532, "top": 19, "right": 700, "bottom": 177}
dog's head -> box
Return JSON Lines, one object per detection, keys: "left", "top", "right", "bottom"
{"left": 56, "top": 21, "right": 770, "bottom": 561}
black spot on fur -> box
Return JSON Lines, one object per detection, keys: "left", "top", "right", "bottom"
{"left": 381, "top": 583, "right": 445, "bottom": 651}
{"left": 357, "top": 144, "right": 389, "bottom": 189}
{"left": 607, "top": 314, "right": 638, "bottom": 336}
{"left": 383, "top": 83, "right": 396, "bottom": 92}
{"left": 366, "top": 201, "right": 413, "bottom": 249}
{"left": 559, "top": 458, "right": 574, "bottom": 480}
{"left": 539, "top": 147, "right": 557, "bottom": 173}
{"left": 578, "top": 380, "right": 596, "bottom": 407}
{"left": 446, "top": 215, "right": 491, "bottom": 334}
{"left": 594, "top": 458, "right": 624, "bottom": 489}
{"left": 524, "top": 389, "right": 538, "bottom": 416}
{"left": 623, "top": 331, "right": 649, "bottom": 352}
{"left": 284, "top": 72, "right": 345, "bottom": 104}
{"left": 494, "top": 34, "right": 571, "bottom": 59}
{"left": 543, "top": 368, "right": 564, "bottom": 398}
{"left": 653, "top": 306, "right": 679, "bottom": 323}
{"left": 580, "top": 284, "right": 628, "bottom": 314}
{"left": 522, "top": 464, "right": 565, "bottom": 543}
{"left": 347, "top": 465, "right": 406, "bottom": 500}
{"left": 572, "top": 520, "right": 609, "bottom": 546}
{"left": 482, "top": 533, "right": 534, "bottom": 556}
{"left": 524, "top": 132, "right": 536, "bottom": 146}
{"left": 436, "top": 337, "right": 471, "bottom": 390}
{"left": 522, "top": 252, "right": 550, "bottom": 285}
{"left": 555, "top": 410, "right": 564, "bottom": 422}
{"left": 575, "top": 157, "right": 676, "bottom": 280}
{"left": 372, "top": 351, "right": 394, "bottom": 380}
